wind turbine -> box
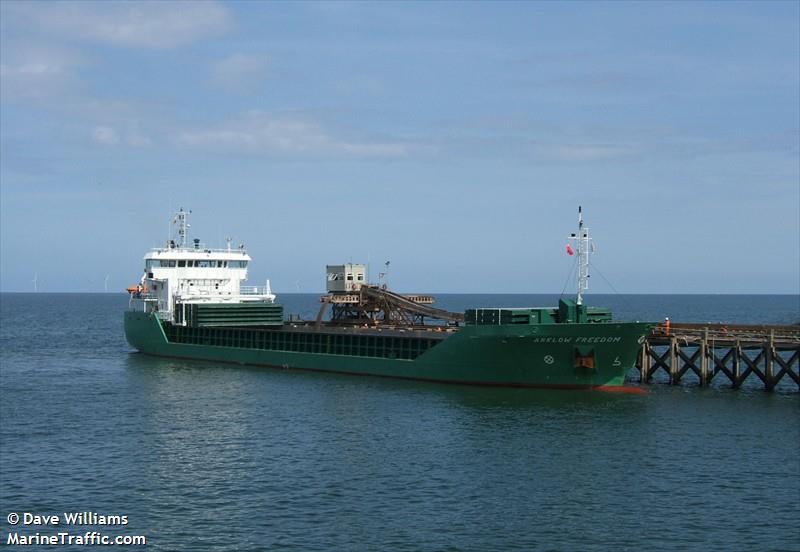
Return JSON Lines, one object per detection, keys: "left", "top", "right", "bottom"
{"left": 32, "top": 272, "right": 38, "bottom": 293}
{"left": 104, "top": 274, "right": 110, "bottom": 293}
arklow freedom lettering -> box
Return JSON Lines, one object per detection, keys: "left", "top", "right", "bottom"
{"left": 528, "top": 336, "right": 622, "bottom": 344}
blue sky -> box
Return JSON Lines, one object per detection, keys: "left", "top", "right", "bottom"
{"left": 1, "top": 1, "right": 798, "bottom": 294}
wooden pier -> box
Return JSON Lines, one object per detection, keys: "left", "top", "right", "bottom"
{"left": 638, "top": 323, "right": 800, "bottom": 391}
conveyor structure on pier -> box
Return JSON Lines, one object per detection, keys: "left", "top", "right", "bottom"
{"left": 317, "top": 285, "right": 464, "bottom": 327}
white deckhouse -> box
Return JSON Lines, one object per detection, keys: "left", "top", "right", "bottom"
{"left": 129, "top": 209, "right": 275, "bottom": 322}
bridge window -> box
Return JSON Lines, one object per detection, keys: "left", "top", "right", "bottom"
{"left": 178, "top": 260, "right": 186, "bottom": 267}
{"left": 146, "top": 260, "right": 177, "bottom": 268}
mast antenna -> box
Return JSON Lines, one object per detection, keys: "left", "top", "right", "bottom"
{"left": 173, "top": 208, "right": 191, "bottom": 248}
{"left": 567, "top": 206, "right": 593, "bottom": 305}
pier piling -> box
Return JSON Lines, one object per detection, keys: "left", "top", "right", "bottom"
{"left": 639, "top": 323, "right": 799, "bottom": 391}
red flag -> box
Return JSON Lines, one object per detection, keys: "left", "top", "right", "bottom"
{"left": 566, "top": 244, "right": 574, "bottom": 256}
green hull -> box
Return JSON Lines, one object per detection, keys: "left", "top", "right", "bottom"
{"left": 124, "top": 312, "right": 651, "bottom": 389}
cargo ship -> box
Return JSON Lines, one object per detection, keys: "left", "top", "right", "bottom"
{"left": 124, "top": 208, "right": 651, "bottom": 390}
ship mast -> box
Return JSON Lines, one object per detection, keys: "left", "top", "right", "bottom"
{"left": 173, "top": 208, "right": 191, "bottom": 248}
{"left": 568, "top": 206, "right": 593, "bottom": 306}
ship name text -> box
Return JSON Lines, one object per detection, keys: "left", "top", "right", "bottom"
{"left": 528, "top": 336, "right": 622, "bottom": 344}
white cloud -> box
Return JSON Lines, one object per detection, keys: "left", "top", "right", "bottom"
{"left": 0, "top": 44, "right": 87, "bottom": 101}
{"left": 211, "top": 53, "right": 268, "bottom": 93}
{"left": 90, "top": 124, "right": 153, "bottom": 148}
{"left": 533, "top": 143, "right": 641, "bottom": 162}
{"left": 1, "top": 62, "right": 61, "bottom": 77}
{"left": 92, "top": 126, "right": 119, "bottom": 145}
{"left": 9, "top": 1, "right": 231, "bottom": 49}
{"left": 125, "top": 132, "right": 152, "bottom": 148}
{"left": 176, "top": 111, "right": 408, "bottom": 158}
{"left": 334, "top": 75, "right": 385, "bottom": 96}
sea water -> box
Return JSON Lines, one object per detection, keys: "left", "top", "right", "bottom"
{"left": 1, "top": 293, "right": 798, "bottom": 551}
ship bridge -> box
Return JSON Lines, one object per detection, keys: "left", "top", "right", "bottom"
{"left": 130, "top": 209, "right": 275, "bottom": 320}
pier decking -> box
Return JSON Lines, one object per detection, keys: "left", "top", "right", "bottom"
{"left": 638, "top": 323, "right": 800, "bottom": 391}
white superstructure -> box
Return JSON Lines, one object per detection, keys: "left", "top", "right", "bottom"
{"left": 129, "top": 208, "right": 275, "bottom": 321}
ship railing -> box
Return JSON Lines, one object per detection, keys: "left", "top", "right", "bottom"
{"left": 240, "top": 285, "right": 273, "bottom": 296}
{"left": 128, "top": 293, "right": 158, "bottom": 309}
{"left": 128, "top": 293, "right": 173, "bottom": 319}
{"left": 148, "top": 245, "right": 249, "bottom": 255}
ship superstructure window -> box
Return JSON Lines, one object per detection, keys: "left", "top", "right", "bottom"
{"left": 150, "top": 258, "right": 241, "bottom": 268}
{"left": 146, "top": 260, "right": 177, "bottom": 268}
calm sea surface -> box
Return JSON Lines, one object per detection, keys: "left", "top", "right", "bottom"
{"left": 1, "top": 293, "right": 798, "bottom": 551}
